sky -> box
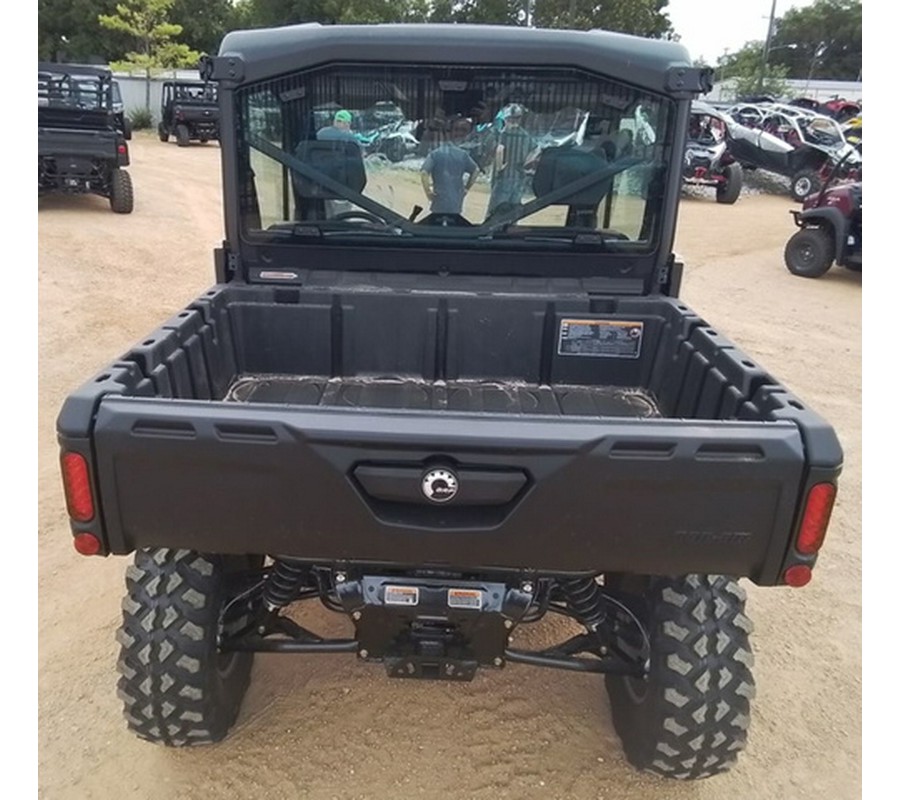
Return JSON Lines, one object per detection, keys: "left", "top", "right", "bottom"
{"left": 665, "top": 0, "right": 818, "bottom": 64}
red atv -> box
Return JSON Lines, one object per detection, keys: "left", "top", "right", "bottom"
{"left": 821, "top": 97, "right": 861, "bottom": 124}
{"left": 783, "top": 152, "right": 861, "bottom": 278}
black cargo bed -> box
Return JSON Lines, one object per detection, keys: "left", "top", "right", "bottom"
{"left": 224, "top": 374, "right": 661, "bottom": 417}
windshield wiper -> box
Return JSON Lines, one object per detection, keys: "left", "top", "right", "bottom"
{"left": 265, "top": 222, "right": 407, "bottom": 239}
{"left": 488, "top": 230, "right": 629, "bottom": 249}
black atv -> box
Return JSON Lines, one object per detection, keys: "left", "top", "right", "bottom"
{"left": 158, "top": 80, "right": 219, "bottom": 146}
{"left": 38, "top": 63, "right": 134, "bottom": 214}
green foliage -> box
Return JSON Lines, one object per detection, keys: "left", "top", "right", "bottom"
{"left": 430, "top": 0, "right": 521, "bottom": 25}
{"left": 127, "top": 106, "right": 154, "bottom": 129}
{"left": 768, "top": 0, "right": 861, "bottom": 81}
{"left": 99, "top": 0, "right": 201, "bottom": 71}
{"left": 39, "top": 0, "right": 124, "bottom": 62}
{"left": 100, "top": 0, "right": 201, "bottom": 110}
{"left": 243, "top": 0, "right": 441, "bottom": 26}
{"left": 238, "top": 0, "right": 670, "bottom": 31}
{"left": 716, "top": 41, "right": 789, "bottom": 98}
{"left": 169, "top": 0, "right": 236, "bottom": 55}
{"left": 533, "top": 0, "right": 672, "bottom": 37}
{"left": 732, "top": 67, "right": 790, "bottom": 101}
{"left": 241, "top": 0, "right": 332, "bottom": 27}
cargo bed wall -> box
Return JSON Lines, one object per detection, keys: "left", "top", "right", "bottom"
{"left": 59, "top": 281, "right": 817, "bottom": 427}
{"left": 209, "top": 284, "right": 787, "bottom": 424}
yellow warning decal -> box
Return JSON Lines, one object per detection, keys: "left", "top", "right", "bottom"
{"left": 384, "top": 585, "right": 420, "bottom": 606}
{"left": 447, "top": 588, "right": 483, "bottom": 610}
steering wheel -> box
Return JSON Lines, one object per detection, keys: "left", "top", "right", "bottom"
{"left": 331, "top": 210, "right": 390, "bottom": 227}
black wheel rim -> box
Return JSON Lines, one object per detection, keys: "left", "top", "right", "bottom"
{"left": 795, "top": 239, "right": 818, "bottom": 266}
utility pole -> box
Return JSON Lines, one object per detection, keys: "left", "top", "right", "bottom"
{"left": 758, "top": 0, "right": 778, "bottom": 92}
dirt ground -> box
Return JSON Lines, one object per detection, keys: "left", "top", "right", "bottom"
{"left": 37, "top": 133, "right": 861, "bottom": 799}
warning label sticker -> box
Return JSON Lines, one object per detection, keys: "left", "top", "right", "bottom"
{"left": 384, "top": 586, "right": 420, "bottom": 606}
{"left": 447, "top": 588, "right": 483, "bottom": 610}
{"left": 558, "top": 319, "right": 644, "bottom": 359}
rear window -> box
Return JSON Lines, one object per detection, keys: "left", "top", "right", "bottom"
{"left": 236, "top": 62, "right": 675, "bottom": 255}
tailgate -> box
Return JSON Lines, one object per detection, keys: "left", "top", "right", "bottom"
{"left": 90, "top": 397, "right": 809, "bottom": 584}
{"left": 38, "top": 127, "right": 118, "bottom": 160}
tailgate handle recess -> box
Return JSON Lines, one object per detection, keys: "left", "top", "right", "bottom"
{"left": 353, "top": 465, "right": 527, "bottom": 507}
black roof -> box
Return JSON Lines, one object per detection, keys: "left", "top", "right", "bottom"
{"left": 215, "top": 23, "right": 706, "bottom": 97}
{"left": 38, "top": 62, "right": 112, "bottom": 80}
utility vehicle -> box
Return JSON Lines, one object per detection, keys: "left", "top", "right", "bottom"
{"left": 725, "top": 101, "right": 860, "bottom": 201}
{"left": 784, "top": 151, "right": 862, "bottom": 278}
{"left": 57, "top": 24, "right": 842, "bottom": 780}
{"left": 682, "top": 101, "right": 743, "bottom": 203}
{"left": 158, "top": 80, "right": 220, "bottom": 146}
{"left": 38, "top": 62, "right": 134, "bottom": 213}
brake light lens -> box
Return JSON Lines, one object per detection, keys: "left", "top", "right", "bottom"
{"left": 73, "top": 532, "right": 102, "bottom": 556}
{"left": 796, "top": 483, "right": 837, "bottom": 555}
{"left": 784, "top": 564, "right": 812, "bottom": 587}
{"left": 117, "top": 144, "right": 127, "bottom": 154}
{"left": 61, "top": 452, "right": 94, "bottom": 522}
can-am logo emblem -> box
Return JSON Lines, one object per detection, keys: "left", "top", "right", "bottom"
{"left": 421, "top": 468, "right": 459, "bottom": 503}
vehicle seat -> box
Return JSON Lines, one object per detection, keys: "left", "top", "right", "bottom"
{"left": 291, "top": 139, "right": 367, "bottom": 220}
{"left": 532, "top": 144, "right": 613, "bottom": 226}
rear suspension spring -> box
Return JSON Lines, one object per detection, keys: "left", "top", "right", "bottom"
{"left": 262, "top": 558, "right": 306, "bottom": 610}
{"left": 559, "top": 576, "right": 607, "bottom": 631}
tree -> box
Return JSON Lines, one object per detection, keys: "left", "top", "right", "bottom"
{"left": 716, "top": 42, "right": 789, "bottom": 99}
{"left": 39, "top": 0, "right": 125, "bottom": 62}
{"left": 169, "top": 0, "right": 236, "bottom": 55}
{"left": 243, "top": 0, "right": 332, "bottom": 27}
{"left": 320, "top": 0, "right": 431, "bottom": 24}
{"left": 99, "top": 0, "right": 202, "bottom": 110}
{"left": 768, "top": 0, "right": 861, "bottom": 82}
{"left": 429, "top": 0, "right": 522, "bottom": 25}
{"left": 241, "top": 0, "right": 433, "bottom": 26}
{"left": 533, "top": 0, "right": 672, "bottom": 37}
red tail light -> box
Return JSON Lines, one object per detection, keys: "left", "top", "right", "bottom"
{"left": 61, "top": 452, "right": 95, "bottom": 522}
{"left": 73, "top": 532, "right": 102, "bottom": 556}
{"left": 784, "top": 564, "right": 812, "bottom": 587}
{"left": 118, "top": 144, "right": 127, "bottom": 154}
{"left": 796, "top": 483, "right": 837, "bottom": 555}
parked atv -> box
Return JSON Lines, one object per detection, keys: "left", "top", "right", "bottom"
{"left": 682, "top": 101, "right": 743, "bottom": 204}
{"left": 784, "top": 152, "right": 861, "bottom": 278}
{"left": 158, "top": 80, "right": 219, "bottom": 146}
{"left": 821, "top": 97, "right": 861, "bottom": 124}
{"left": 38, "top": 62, "right": 134, "bottom": 213}
{"left": 726, "top": 102, "right": 861, "bottom": 202}
{"left": 786, "top": 97, "right": 861, "bottom": 125}
{"left": 359, "top": 119, "right": 420, "bottom": 163}
{"left": 842, "top": 114, "right": 862, "bottom": 151}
